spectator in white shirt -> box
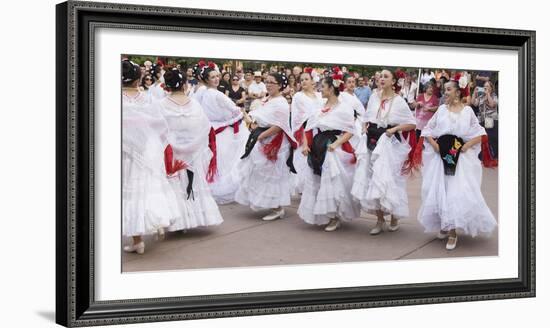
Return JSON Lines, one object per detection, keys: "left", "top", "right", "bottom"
{"left": 248, "top": 71, "right": 267, "bottom": 111}
{"left": 420, "top": 68, "right": 435, "bottom": 87}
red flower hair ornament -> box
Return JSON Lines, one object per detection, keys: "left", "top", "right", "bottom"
{"left": 331, "top": 71, "right": 345, "bottom": 92}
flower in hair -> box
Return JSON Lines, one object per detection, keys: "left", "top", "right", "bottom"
{"left": 304, "top": 67, "right": 313, "bottom": 74}
{"left": 458, "top": 75, "right": 468, "bottom": 89}
{"left": 395, "top": 69, "right": 407, "bottom": 80}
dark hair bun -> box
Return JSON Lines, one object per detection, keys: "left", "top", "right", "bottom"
{"left": 269, "top": 72, "right": 289, "bottom": 91}
{"left": 163, "top": 68, "right": 186, "bottom": 91}
{"left": 122, "top": 60, "right": 141, "bottom": 83}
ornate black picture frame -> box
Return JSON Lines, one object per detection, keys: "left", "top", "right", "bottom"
{"left": 56, "top": 1, "right": 535, "bottom": 326}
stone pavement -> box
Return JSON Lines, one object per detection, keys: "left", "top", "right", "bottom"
{"left": 122, "top": 168, "right": 498, "bottom": 272}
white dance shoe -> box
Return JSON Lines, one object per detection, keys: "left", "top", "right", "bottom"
{"left": 446, "top": 235, "right": 458, "bottom": 250}
{"left": 370, "top": 221, "right": 387, "bottom": 235}
{"left": 262, "top": 208, "right": 285, "bottom": 221}
{"left": 324, "top": 218, "right": 341, "bottom": 232}
{"left": 437, "top": 230, "right": 449, "bottom": 240}
{"left": 154, "top": 227, "right": 166, "bottom": 241}
{"left": 388, "top": 220, "right": 400, "bottom": 232}
{"left": 123, "top": 241, "right": 145, "bottom": 254}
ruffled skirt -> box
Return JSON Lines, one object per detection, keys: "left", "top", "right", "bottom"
{"left": 234, "top": 135, "right": 293, "bottom": 210}
{"left": 167, "top": 148, "right": 224, "bottom": 231}
{"left": 290, "top": 149, "right": 309, "bottom": 194}
{"left": 297, "top": 148, "right": 360, "bottom": 225}
{"left": 209, "top": 121, "right": 250, "bottom": 204}
{"left": 351, "top": 134, "right": 411, "bottom": 219}
{"left": 122, "top": 151, "right": 180, "bottom": 237}
{"left": 417, "top": 143, "right": 497, "bottom": 237}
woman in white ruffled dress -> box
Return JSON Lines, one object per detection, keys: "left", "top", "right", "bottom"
{"left": 235, "top": 72, "right": 296, "bottom": 221}
{"left": 351, "top": 69, "right": 416, "bottom": 235}
{"left": 417, "top": 79, "right": 497, "bottom": 250}
{"left": 154, "top": 68, "right": 224, "bottom": 232}
{"left": 297, "top": 73, "right": 361, "bottom": 231}
{"left": 148, "top": 63, "right": 167, "bottom": 100}
{"left": 197, "top": 64, "right": 251, "bottom": 204}
{"left": 290, "top": 68, "right": 325, "bottom": 194}
{"left": 339, "top": 73, "right": 367, "bottom": 152}
{"left": 121, "top": 60, "right": 181, "bottom": 254}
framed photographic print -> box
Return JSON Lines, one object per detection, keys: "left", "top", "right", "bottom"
{"left": 56, "top": 0, "right": 535, "bottom": 326}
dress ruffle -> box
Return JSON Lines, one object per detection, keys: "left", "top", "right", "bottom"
{"left": 417, "top": 143, "right": 497, "bottom": 237}
{"left": 209, "top": 121, "right": 250, "bottom": 204}
{"left": 351, "top": 134, "right": 411, "bottom": 219}
{"left": 298, "top": 148, "right": 360, "bottom": 225}
{"left": 167, "top": 148, "right": 224, "bottom": 231}
{"left": 122, "top": 152, "right": 179, "bottom": 236}
{"left": 234, "top": 135, "right": 293, "bottom": 210}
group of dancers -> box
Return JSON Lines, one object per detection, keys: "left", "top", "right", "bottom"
{"left": 122, "top": 58, "right": 498, "bottom": 255}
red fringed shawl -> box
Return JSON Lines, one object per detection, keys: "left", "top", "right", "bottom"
{"left": 261, "top": 130, "right": 298, "bottom": 162}
{"left": 401, "top": 130, "right": 419, "bottom": 175}
{"left": 206, "top": 128, "right": 217, "bottom": 183}
{"left": 206, "top": 121, "right": 241, "bottom": 183}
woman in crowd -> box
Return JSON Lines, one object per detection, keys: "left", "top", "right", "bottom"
{"left": 225, "top": 74, "right": 247, "bottom": 108}
{"left": 416, "top": 79, "right": 497, "bottom": 250}
{"left": 235, "top": 73, "right": 296, "bottom": 221}
{"left": 297, "top": 72, "right": 360, "bottom": 231}
{"left": 283, "top": 74, "right": 299, "bottom": 103}
{"left": 199, "top": 64, "right": 251, "bottom": 204}
{"left": 121, "top": 60, "right": 181, "bottom": 254}
{"left": 247, "top": 71, "right": 267, "bottom": 111}
{"left": 140, "top": 73, "right": 154, "bottom": 93}
{"left": 473, "top": 81, "right": 498, "bottom": 159}
{"left": 437, "top": 76, "right": 449, "bottom": 105}
{"left": 400, "top": 73, "right": 418, "bottom": 110}
{"left": 413, "top": 81, "right": 440, "bottom": 138}
{"left": 218, "top": 71, "right": 231, "bottom": 94}
{"left": 351, "top": 69, "right": 417, "bottom": 235}
{"left": 240, "top": 70, "right": 254, "bottom": 111}
{"left": 290, "top": 68, "right": 325, "bottom": 194}
{"left": 154, "top": 68, "right": 224, "bottom": 232}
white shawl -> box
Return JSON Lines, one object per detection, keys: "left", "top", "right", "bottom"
{"left": 363, "top": 91, "right": 416, "bottom": 128}
{"left": 290, "top": 91, "right": 324, "bottom": 133}
{"left": 250, "top": 95, "right": 295, "bottom": 142}
{"left": 305, "top": 99, "right": 356, "bottom": 135}
{"left": 156, "top": 97, "right": 212, "bottom": 170}
{"left": 122, "top": 92, "right": 169, "bottom": 172}
{"left": 199, "top": 88, "right": 244, "bottom": 129}
{"left": 421, "top": 105, "right": 486, "bottom": 142}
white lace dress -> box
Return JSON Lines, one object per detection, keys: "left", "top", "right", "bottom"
{"left": 234, "top": 96, "right": 295, "bottom": 210}
{"left": 122, "top": 92, "right": 180, "bottom": 237}
{"left": 198, "top": 88, "right": 250, "bottom": 204}
{"left": 418, "top": 105, "right": 497, "bottom": 237}
{"left": 351, "top": 91, "right": 416, "bottom": 220}
{"left": 297, "top": 100, "right": 361, "bottom": 225}
{"left": 156, "top": 97, "right": 224, "bottom": 231}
